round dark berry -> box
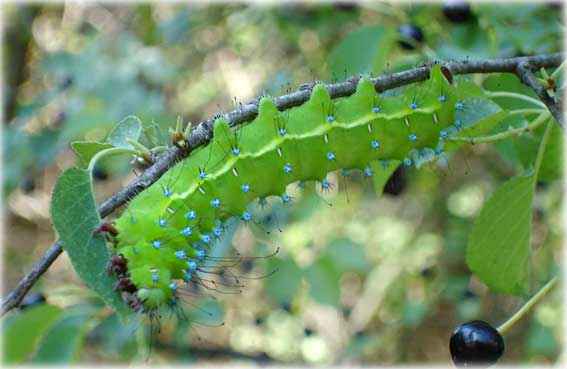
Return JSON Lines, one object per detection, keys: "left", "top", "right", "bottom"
{"left": 398, "top": 24, "right": 424, "bottom": 50}
{"left": 92, "top": 165, "right": 109, "bottom": 181}
{"left": 442, "top": 1, "right": 473, "bottom": 23}
{"left": 536, "top": 180, "right": 548, "bottom": 190}
{"left": 449, "top": 320, "right": 504, "bottom": 367}
{"left": 18, "top": 292, "right": 46, "bottom": 311}
{"left": 383, "top": 166, "right": 406, "bottom": 196}
{"left": 547, "top": 1, "right": 563, "bottom": 10}
{"left": 420, "top": 267, "right": 435, "bottom": 278}
{"left": 334, "top": 2, "right": 357, "bottom": 11}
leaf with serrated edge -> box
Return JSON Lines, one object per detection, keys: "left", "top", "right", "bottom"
{"left": 466, "top": 174, "right": 534, "bottom": 295}
{"left": 71, "top": 141, "right": 115, "bottom": 166}
{"left": 106, "top": 115, "right": 142, "bottom": 148}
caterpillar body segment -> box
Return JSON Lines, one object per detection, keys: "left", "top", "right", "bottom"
{"left": 112, "top": 65, "right": 460, "bottom": 311}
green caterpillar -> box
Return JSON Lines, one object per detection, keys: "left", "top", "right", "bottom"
{"left": 109, "top": 65, "right": 464, "bottom": 312}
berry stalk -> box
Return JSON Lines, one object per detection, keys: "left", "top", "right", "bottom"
{"left": 496, "top": 276, "right": 558, "bottom": 334}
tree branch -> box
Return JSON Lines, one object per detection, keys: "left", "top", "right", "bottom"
{"left": 2, "top": 53, "right": 564, "bottom": 316}
{"left": 515, "top": 62, "right": 564, "bottom": 129}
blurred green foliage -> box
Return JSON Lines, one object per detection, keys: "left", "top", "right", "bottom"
{"left": 2, "top": 2, "right": 563, "bottom": 365}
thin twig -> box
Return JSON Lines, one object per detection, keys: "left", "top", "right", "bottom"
{"left": 1, "top": 53, "right": 564, "bottom": 316}
{"left": 516, "top": 62, "right": 564, "bottom": 129}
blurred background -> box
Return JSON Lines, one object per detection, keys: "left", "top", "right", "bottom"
{"left": 1, "top": 1, "right": 564, "bottom": 365}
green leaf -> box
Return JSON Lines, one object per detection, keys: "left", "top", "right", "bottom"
{"left": 106, "top": 115, "right": 142, "bottom": 148}
{"left": 369, "top": 160, "right": 401, "bottom": 197}
{"left": 142, "top": 120, "right": 164, "bottom": 148}
{"left": 265, "top": 257, "right": 303, "bottom": 304}
{"left": 328, "top": 25, "right": 393, "bottom": 78}
{"left": 473, "top": 5, "right": 562, "bottom": 56}
{"left": 50, "top": 168, "right": 129, "bottom": 319}
{"left": 466, "top": 174, "right": 534, "bottom": 295}
{"left": 483, "top": 73, "right": 538, "bottom": 110}
{"left": 32, "top": 306, "right": 98, "bottom": 363}
{"left": 482, "top": 74, "right": 562, "bottom": 179}
{"left": 511, "top": 122, "right": 563, "bottom": 182}
{"left": 2, "top": 305, "right": 63, "bottom": 364}
{"left": 71, "top": 141, "right": 115, "bottom": 166}
{"left": 455, "top": 78, "right": 488, "bottom": 99}
{"left": 455, "top": 98, "right": 506, "bottom": 134}
{"left": 305, "top": 256, "right": 341, "bottom": 306}
{"left": 443, "top": 99, "right": 509, "bottom": 153}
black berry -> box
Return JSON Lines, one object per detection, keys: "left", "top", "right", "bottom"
{"left": 383, "top": 166, "right": 406, "bottom": 196}
{"left": 398, "top": 24, "right": 424, "bottom": 50}
{"left": 536, "top": 180, "right": 548, "bottom": 190}
{"left": 547, "top": 1, "right": 563, "bottom": 10}
{"left": 334, "top": 2, "right": 357, "bottom": 11}
{"left": 18, "top": 292, "right": 46, "bottom": 311}
{"left": 92, "top": 165, "right": 109, "bottom": 181}
{"left": 449, "top": 320, "right": 505, "bottom": 367}
{"left": 419, "top": 266, "right": 435, "bottom": 278}
{"left": 443, "top": 1, "right": 473, "bottom": 23}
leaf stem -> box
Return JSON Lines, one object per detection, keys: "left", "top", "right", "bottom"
{"left": 87, "top": 147, "right": 139, "bottom": 173}
{"left": 497, "top": 277, "right": 558, "bottom": 334}
{"left": 507, "top": 108, "right": 547, "bottom": 116}
{"left": 448, "top": 112, "right": 550, "bottom": 144}
{"left": 486, "top": 91, "right": 547, "bottom": 109}
{"left": 532, "top": 118, "right": 554, "bottom": 184}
